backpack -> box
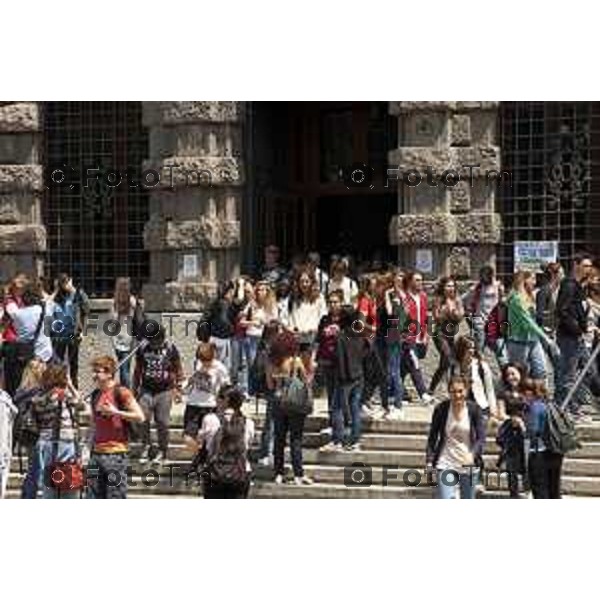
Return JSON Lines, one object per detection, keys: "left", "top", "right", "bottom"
{"left": 543, "top": 402, "right": 580, "bottom": 455}
{"left": 207, "top": 413, "right": 248, "bottom": 486}
{"left": 12, "top": 387, "right": 43, "bottom": 452}
{"left": 279, "top": 362, "right": 313, "bottom": 416}
{"left": 485, "top": 301, "right": 509, "bottom": 346}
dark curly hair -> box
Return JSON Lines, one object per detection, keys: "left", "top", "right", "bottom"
{"left": 268, "top": 330, "right": 299, "bottom": 367}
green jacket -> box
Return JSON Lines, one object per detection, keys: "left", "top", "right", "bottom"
{"left": 507, "top": 291, "right": 547, "bottom": 343}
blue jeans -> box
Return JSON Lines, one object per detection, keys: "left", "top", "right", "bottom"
{"left": 506, "top": 339, "right": 546, "bottom": 379}
{"left": 387, "top": 349, "right": 404, "bottom": 409}
{"left": 332, "top": 380, "right": 363, "bottom": 445}
{"left": 436, "top": 468, "right": 479, "bottom": 499}
{"left": 259, "top": 391, "right": 275, "bottom": 458}
{"left": 115, "top": 349, "right": 132, "bottom": 388}
{"left": 556, "top": 335, "right": 586, "bottom": 409}
{"left": 22, "top": 438, "right": 78, "bottom": 499}
{"left": 232, "top": 336, "right": 260, "bottom": 394}
{"left": 210, "top": 337, "right": 232, "bottom": 372}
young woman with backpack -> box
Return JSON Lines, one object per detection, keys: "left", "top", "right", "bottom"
{"left": 201, "top": 387, "right": 255, "bottom": 499}
{"left": 21, "top": 363, "right": 83, "bottom": 499}
{"left": 267, "top": 330, "right": 313, "bottom": 485}
{"left": 523, "top": 378, "right": 564, "bottom": 499}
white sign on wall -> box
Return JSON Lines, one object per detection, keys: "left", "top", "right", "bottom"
{"left": 415, "top": 248, "right": 433, "bottom": 274}
{"left": 514, "top": 241, "right": 558, "bottom": 272}
{"left": 182, "top": 254, "right": 198, "bottom": 278}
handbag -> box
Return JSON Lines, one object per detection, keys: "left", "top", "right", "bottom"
{"left": 48, "top": 395, "right": 84, "bottom": 493}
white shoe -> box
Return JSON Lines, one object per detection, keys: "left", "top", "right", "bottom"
{"left": 139, "top": 446, "right": 151, "bottom": 464}
{"left": 258, "top": 456, "right": 272, "bottom": 467}
{"left": 293, "top": 475, "right": 313, "bottom": 485}
{"left": 274, "top": 474, "right": 284, "bottom": 485}
{"left": 152, "top": 451, "right": 165, "bottom": 466}
{"left": 421, "top": 393, "right": 435, "bottom": 405}
{"left": 319, "top": 427, "right": 333, "bottom": 436}
{"left": 321, "top": 442, "right": 342, "bottom": 452}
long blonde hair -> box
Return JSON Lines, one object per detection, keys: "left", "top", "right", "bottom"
{"left": 512, "top": 270, "right": 535, "bottom": 308}
{"left": 114, "top": 277, "right": 133, "bottom": 316}
{"left": 254, "top": 280, "right": 277, "bottom": 314}
{"left": 19, "top": 358, "right": 47, "bottom": 391}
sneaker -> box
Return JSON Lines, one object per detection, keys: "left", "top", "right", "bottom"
{"left": 321, "top": 441, "right": 342, "bottom": 452}
{"left": 344, "top": 443, "right": 361, "bottom": 452}
{"left": 274, "top": 474, "right": 284, "bottom": 485}
{"left": 138, "top": 446, "right": 151, "bottom": 465}
{"left": 152, "top": 451, "right": 166, "bottom": 466}
{"left": 361, "top": 406, "right": 374, "bottom": 419}
{"left": 421, "top": 393, "right": 435, "bottom": 406}
{"left": 383, "top": 409, "right": 394, "bottom": 420}
{"left": 319, "top": 427, "right": 333, "bottom": 436}
{"left": 293, "top": 475, "right": 313, "bottom": 485}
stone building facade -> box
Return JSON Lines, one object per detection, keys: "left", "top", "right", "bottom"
{"left": 0, "top": 101, "right": 597, "bottom": 310}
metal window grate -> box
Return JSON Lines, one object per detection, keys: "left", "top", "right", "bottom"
{"left": 42, "top": 102, "right": 150, "bottom": 297}
{"left": 498, "top": 101, "right": 600, "bottom": 277}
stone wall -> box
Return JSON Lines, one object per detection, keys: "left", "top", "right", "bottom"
{"left": 141, "top": 102, "right": 244, "bottom": 311}
{"left": 0, "top": 102, "right": 45, "bottom": 281}
{"left": 388, "top": 101, "right": 502, "bottom": 279}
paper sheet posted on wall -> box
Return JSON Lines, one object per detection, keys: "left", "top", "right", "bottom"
{"left": 415, "top": 249, "right": 433, "bottom": 274}
{"left": 183, "top": 254, "right": 198, "bottom": 278}
{"left": 514, "top": 241, "right": 558, "bottom": 272}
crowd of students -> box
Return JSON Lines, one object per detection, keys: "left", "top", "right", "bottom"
{"left": 0, "top": 246, "right": 598, "bottom": 499}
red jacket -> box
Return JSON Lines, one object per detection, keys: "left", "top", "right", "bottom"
{"left": 402, "top": 291, "right": 429, "bottom": 345}
{"left": 2, "top": 295, "right": 23, "bottom": 343}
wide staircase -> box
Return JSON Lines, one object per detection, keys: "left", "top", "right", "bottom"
{"left": 5, "top": 399, "right": 600, "bottom": 499}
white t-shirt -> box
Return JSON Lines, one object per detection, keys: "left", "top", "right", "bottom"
{"left": 328, "top": 277, "right": 358, "bottom": 306}
{"left": 286, "top": 296, "right": 327, "bottom": 334}
{"left": 469, "top": 360, "right": 497, "bottom": 414}
{"left": 437, "top": 406, "right": 472, "bottom": 473}
{"left": 6, "top": 302, "right": 53, "bottom": 362}
{"left": 243, "top": 302, "right": 278, "bottom": 338}
{"left": 199, "top": 410, "right": 255, "bottom": 472}
{"left": 183, "top": 359, "right": 230, "bottom": 407}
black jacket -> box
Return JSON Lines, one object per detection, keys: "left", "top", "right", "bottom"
{"left": 333, "top": 332, "right": 369, "bottom": 385}
{"left": 555, "top": 277, "right": 588, "bottom": 338}
{"left": 426, "top": 400, "right": 485, "bottom": 469}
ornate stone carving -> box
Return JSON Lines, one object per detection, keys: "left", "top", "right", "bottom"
{"left": 142, "top": 282, "right": 219, "bottom": 312}
{"left": 0, "top": 224, "right": 46, "bottom": 252}
{"left": 452, "top": 146, "right": 500, "bottom": 175}
{"left": 144, "top": 216, "right": 240, "bottom": 251}
{"left": 0, "top": 165, "right": 43, "bottom": 192}
{"left": 448, "top": 180, "right": 471, "bottom": 213}
{"left": 388, "top": 148, "right": 452, "bottom": 174}
{"left": 0, "top": 197, "right": 20, "bottom": 224}
{"left": 143, "top": 157, "right": 243, "bottom": 187}
{"left": 390, "top": 101, "right": 499, "bottom": 115}
{"left": 447, "top": 246, "right": 471, "bottom": 278}
{"left": 455, "top": 213, "right": 502, "bottom": 244}
{"left": 390, "top": 214, "right": 456, "bottom": 245}
{"left": 158, "top": 102, "right": 241, "bottom": 125}
{"left": 450, "top": 114, "right": 471, "bottom": 147}
{"left": 0, "top": 102, "right": 40, "bottom": 132}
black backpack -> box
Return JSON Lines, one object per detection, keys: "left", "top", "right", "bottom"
{"left": 12, "top": 387, "right": 43, "bottom": 453}
{"left": 543, "top": 402, "right": 580, "bottom": 455}
{"left": 207, "top": 413, "right": 248, "bottom": 486}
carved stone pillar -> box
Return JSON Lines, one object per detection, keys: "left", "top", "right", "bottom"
{"left": 141, "top": 102, "right": 244, "bottom": 311}
{"left": 0, "top": 102, "right": 45, "bottom": 280}
{"left": 388, "top": 101, "right": 502, "bottom": 280}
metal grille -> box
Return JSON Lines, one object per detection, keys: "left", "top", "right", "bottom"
{"left": 498, "top": 101, "right": 600, "bottom": 277}
{"left": 42, "top": 102, "right": 149, "bottom": 297}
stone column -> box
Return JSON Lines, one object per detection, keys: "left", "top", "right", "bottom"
{"left": 388, "top": 101, "right": 502, "bottom": 281}
{"left": 0, "top": 102, "right": 45, "bottom": 280}
{"left": 141, "top": 102, "right": 244, "bottom": 311}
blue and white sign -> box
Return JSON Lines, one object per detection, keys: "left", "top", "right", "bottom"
{"left": 514, "top": 241, "right": 558, "bottom": 272}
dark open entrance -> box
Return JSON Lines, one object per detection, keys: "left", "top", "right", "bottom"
{"left": 248, "top": 101, "right": 397, "bottom": 268}
{"left": 42, "top": 102, "right": 149, "bottom": 297}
